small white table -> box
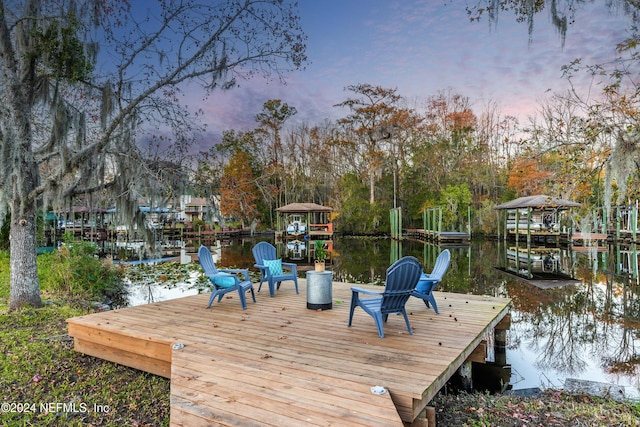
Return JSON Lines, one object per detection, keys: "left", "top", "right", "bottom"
{"left": 306, "top": 270, "right": 333, "bottom": 310}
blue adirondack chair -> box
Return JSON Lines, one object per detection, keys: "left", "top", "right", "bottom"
{"left": 252, "top": 242, "right": 299, "bottom": 297}
{"left": 348, "top": 256, "right": 423, "bottom": 338}
{"left": 198, "top": 246, "right": 255, "bottom": 310}
{"left": 412, "top": 249, "right": 451, "bottom": 314}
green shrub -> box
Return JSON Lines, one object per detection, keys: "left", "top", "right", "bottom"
{"left": 0, "top": 251, "right": 9, "bottom": 302}
{"left": 37, "top": 244, "right": 128, "bottom": 307}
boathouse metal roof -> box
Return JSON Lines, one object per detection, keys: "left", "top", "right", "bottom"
{"left": 493, "top": 195, "right": 581, "bottom": 210}
{"left": 275, "top": 202, "right": 333, "bottom": 213}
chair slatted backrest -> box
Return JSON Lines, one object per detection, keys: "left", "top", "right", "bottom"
{"left": 252, "top": 241, "right": 276, "bottom": 265}
{"left": 198, "top": 246, "right": 218, "bottom": 277}
{"left": 430, "top": 249, "right": 451, "bottom": 282}
{"left": 380, "top": 256, "right": 423, "bottom": 314}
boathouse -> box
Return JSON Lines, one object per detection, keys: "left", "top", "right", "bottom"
{"left": 275, "top": 202, "right": 333, "bottom": 261}
{"left": 494, "top": 195, "right": 582, "bottom": 245}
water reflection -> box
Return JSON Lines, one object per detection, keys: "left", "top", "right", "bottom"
{"left": 469, "top": 241, "right": 639, "bottom": 398}
{"left": 215, "top": 236, "right": 639, "bottom": 398}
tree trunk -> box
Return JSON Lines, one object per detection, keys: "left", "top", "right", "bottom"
{"left": 5, "top": 73, "right": 42, "bottom": 310}
{"left": 7, "top": 139, "right": 43, "bottom": 310}
{"left": 6, "top": 109, "right": 43, "bottom": 310}
{"left": 9, "top": 208, "right": 42, "bottom": 310}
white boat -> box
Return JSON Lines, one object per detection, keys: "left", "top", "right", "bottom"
{"left": 507, "top": 247, "right": 560, "bottom": 273}
{"left": 286, "top": 215, "right": 307, "bottom": 235}
{"left": 286, "top": 240, "right": 306, "bottom": 260}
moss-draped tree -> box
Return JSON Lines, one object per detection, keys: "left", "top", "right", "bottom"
{"left": 465, "top": 0, "right": 640, "bottom": 210}
{"left": 0, "top": 0, "right": 307, "bottom": 310}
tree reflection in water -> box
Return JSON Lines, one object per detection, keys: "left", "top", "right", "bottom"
{"left": 218, "top": 236, "right": 640, "bottom": 397}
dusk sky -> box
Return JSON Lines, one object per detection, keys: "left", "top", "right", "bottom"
{"left": 188, "top": 1, "right": 632, "bottom": 143}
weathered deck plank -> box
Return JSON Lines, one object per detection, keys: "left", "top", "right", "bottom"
{"left": 67, "top": 279, "right": 511, "bottom": 425}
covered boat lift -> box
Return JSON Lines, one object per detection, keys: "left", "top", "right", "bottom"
{"left": 494, "top": 195, "right": 585, "bottom": 285}
{"left": 494, "top": 195, "right": 582, "bottom": 245}
{"left": 275, "top": 203, "right": 333, "bottom": 261}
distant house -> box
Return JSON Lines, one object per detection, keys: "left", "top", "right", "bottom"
{"left": 178, "top": 195, "right": 219, "bottom": 223}
{"left": 49, "top": 194, "right": 220, "bottom": 234}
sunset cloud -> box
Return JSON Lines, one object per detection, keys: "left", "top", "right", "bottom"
{"left": 186, "top": 1, "right": 633, "bottom": 150}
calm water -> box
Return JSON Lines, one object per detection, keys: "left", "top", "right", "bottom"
{"left": 214, "top": 235, "right": 640, "bottom": 398}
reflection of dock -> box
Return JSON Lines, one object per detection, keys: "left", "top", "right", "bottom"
{"left": 497, "top": 243, "right": 580, "bottom": 287}
{"left": 495, "top": 267, "right": 579, "bottom": 288}
{"left": 506, "top": 247, "right": 560, "bottom": 273}
{"left": 570, "top": 244, "right": 609, "bottom": 253}
{"left": 615, "top": 245, "right": 640, "bottom": 279}
{"left": 565, "top": 232, "right": 608, "bottom": 247}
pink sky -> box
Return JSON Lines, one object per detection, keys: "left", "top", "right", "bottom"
{"left": 184, "top": 1, "right": 633, "bottom": 148}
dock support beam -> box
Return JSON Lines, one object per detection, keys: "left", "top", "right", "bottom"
{"left": 458, "top": 360, "right": 473, "bottom": 391}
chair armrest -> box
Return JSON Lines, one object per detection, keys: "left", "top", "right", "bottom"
{"left": 415, "top": 278, "right": 438, "bottom": 294}
{"left": 350, "top": 286, "right": 382, "bottom": 296}
{"left": 220, "top": 268, "right": 250, "bottom": 282}
{"left": 282, "top": 262, "right": 297, "bottom": 273}
{"left": 253, "top": 264, "right": 270, "bottom": 278}
{"left": 422, "top": 273, "right": 443, "bottom": 282}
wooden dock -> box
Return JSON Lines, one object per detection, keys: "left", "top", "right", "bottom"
{"left": 567, "top": 232, "right": 609, "bottom": 246}
{"left": 67, "top": 280, "right": 511, "bottom": 426}
{"left": 405, "top": 229, "right": 471, "bottom": 245}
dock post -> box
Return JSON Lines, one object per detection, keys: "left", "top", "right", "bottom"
{"left": 423, "top": 208, "right": 427, "bottom": 240}
{"left": 429, "top": 208, "right": 435, "bottom": 240}
{"left": 515, "top": 208, "right": 520, "bottom": 243}
{"left": 495, "top": 315, "right": 510, "bottom": 366}
{"left": 495, "top": 330, "right": 507, "bottom": 365}
{"left": 526, "top": 207, "right": 532, "bottom": 245}
{"left": 458, "top": 360, "right": 473, "bottom": 391}
{"left": 411, "top": 407, "right": 435, "bottom": 427}
{"left": 426, "top": 406, "right": 436, "bottom": 427}
{"left": 633, "top": 203, "right": 638, "bottom": 243}
{"left": 180, "top": 248, "right": 191, "bottom": 264}
{"left": 616, "top": 206, "right": 621, "bottom": 242}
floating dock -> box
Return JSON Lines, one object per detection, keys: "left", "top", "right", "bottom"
{"left": 405, "top": 229, "right": 471, "bottom": 245}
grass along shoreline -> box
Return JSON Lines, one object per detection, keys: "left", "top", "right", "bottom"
{"left": 0, "top": 300, "right": 170, "bottom": 426}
